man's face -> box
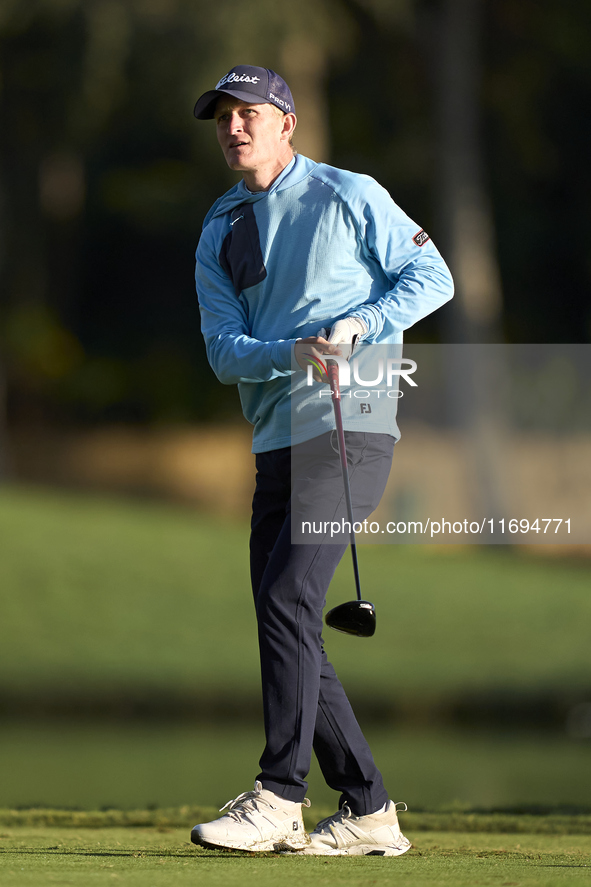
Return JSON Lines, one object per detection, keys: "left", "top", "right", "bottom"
{"left": 214, "top": 97, "right": 287, "bottom": 175}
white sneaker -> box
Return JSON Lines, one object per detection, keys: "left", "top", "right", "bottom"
{"left": 191, "top": 781, "right": 311, "bottom": 852}
{"left": 279, "top": 800, "right": 411, "bottom": 856}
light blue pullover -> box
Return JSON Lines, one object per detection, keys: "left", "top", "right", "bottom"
{"left": 196, "top": 154, "right": 453, "bottom": 452}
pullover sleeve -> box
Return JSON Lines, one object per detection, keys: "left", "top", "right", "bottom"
{"left": 196, "top": 227, "right": 294, "bottom": 385}
{"left": 343, "top": 176, "right": 454, "bottom": 340}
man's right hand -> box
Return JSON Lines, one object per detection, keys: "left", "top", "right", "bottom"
{"left": 294, "top": 336, "right": 342, "bottom": 381}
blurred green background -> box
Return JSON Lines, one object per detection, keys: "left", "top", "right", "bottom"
{"left": 1, "top": 486, "right": 590, "bottom": 812}
{"left": 0, "top": 0, "right": 590, "bottom": 814}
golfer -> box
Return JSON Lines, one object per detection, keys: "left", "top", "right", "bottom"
{"left": 190, "top": 65, "right": 453, "bottom": 856}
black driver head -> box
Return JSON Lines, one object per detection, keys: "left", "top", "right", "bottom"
{"left": 325, "top": 600, "right": 376, "bottom": 638}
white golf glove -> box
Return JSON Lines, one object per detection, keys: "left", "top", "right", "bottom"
{"left": 326, "top": 316, "right": 367, "bottom": 345}
{"left": 317, "top": 317, "right": 368, "bottom": 358}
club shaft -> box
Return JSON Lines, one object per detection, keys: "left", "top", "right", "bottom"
{"left": 327, "top": 361, "right": 363, "bottom": 603}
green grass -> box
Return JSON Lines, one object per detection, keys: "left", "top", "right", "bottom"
{"left": 0, "top": 825, "right": 590, "bottom": 887}
{"left": 1, "top": 484, "right": 590, "bottom": 701}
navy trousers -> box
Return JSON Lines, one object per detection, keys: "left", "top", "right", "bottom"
{"left": 250, "top": 430, "right": 395, "bottom": 815}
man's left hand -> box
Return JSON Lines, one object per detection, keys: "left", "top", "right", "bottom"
{"left": 324, "top": 316, "right": 368, "bottom": 346}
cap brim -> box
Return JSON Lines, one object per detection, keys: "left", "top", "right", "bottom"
{"left": 193, "top": 88, "right": 273, "bottom": 120}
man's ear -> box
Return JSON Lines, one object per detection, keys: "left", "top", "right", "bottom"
{"left": 281, "top": 113, "right": 297, "bottom": 142}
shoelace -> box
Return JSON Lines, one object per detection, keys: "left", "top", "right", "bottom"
{"left": 315, "top": 802, "right": 352, "bottom": 833}
{"left": 316, "top": 800, "right": 408, "bottom": 836}
{"left": 219, "top": 781, "right": 310, "bottom": 822}
{"left": 219, "top": 782, "right": 271, "bottom": 821}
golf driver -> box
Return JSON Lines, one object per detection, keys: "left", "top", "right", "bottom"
{"left": 324, "top": 357, "right": 376, "bottom": 638}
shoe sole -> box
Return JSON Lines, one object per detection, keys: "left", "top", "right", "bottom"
{"left": 192, "top": 828, "right": 310, "bottom": 854}
{"left": 279, "top": 838, "right": 412, "bottom": 857}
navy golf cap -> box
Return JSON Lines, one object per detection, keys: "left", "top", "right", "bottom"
{"left": 194, "top": 65, "right": 295, "bottom": 119}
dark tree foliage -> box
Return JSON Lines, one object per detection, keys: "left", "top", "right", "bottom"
{"left": 0, "top": 0, "right": 589, "bottom": 428}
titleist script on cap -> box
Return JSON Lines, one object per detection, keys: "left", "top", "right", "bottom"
{"left": 216, "top": 73, "right": 261, "bottom": 88}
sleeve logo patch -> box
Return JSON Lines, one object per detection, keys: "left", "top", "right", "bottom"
{"left": 413, "top": 229, "right": 430, "bottom": 247}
